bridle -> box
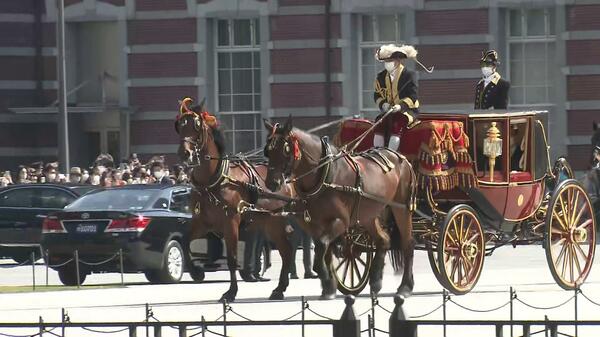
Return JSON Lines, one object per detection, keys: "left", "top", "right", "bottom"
{"left": 264, "top": 124, "right": 302, "bottom": 181}
{"left": 175, "top": 112, "right": 210, "bottom": 166}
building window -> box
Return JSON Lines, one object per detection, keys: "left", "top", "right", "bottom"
{"left": 359, "top": 14, "right": 405, "bottom": 111}
{"left": 215, "top": 19, "right": 261, "bottom": 154}
{"left": 507, "top": 9, "right": 556, "bottom": 106}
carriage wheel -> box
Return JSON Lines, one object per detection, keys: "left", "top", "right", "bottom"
{"left": 426, "top": 233, "right": 447, "bottom": 287}
{"left": 545, "top": 179, "right": 596, "bottom": 290}
{"left": 438, "top": 205, "right": 485, "bottom": 295}
{"left": 329, "top": 227, "right": 374, "bottom": 295}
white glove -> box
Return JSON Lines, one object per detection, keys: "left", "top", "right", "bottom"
{"left": 392, "top": 104, "right": 402, "bottom": 112}
{"left": 381, "top": 102, "right": 390, "bottom": 112}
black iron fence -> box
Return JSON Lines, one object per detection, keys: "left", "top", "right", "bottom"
{"left": 2, "top": 254, "right": 600, "bottom": 336}
{"left": 0, "top": 291, "right": 597, "bottom": 337}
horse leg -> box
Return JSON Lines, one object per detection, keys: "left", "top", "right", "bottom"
{"left": 391, "top": 205, "right": 414, "bottom": 298}
{"left": 220, "top": 217, "right": 240, "bottom": 303}
{"left": 366, "top": 217, "right": 390, "bottom": 296}
{"left": 317, "top": 218, "right": 345, "bottom": 300}
{"left": 263, "top": 218, "right": 293, "bottom": 300}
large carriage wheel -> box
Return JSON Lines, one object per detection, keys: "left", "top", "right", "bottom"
{"left": 426, "top": 233, "right": 447, "bottom": 287}
{"left": 328, "top": 227, "right": 375, "bottom": 295}
{"left": 545, "top": 179, "right": 596, "bottom": 290}
{"left": 438, "top": 205, "right": 485, "bottom": 295}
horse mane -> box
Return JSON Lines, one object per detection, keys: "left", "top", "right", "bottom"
{"left": 191, "top": 104, "right": 226, "bottom": 155}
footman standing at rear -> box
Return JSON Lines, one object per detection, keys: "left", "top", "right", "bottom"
{"left": 474, "top": 50, "right": 510, "bottom": 110}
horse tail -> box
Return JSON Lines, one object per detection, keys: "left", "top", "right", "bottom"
{"left": 385, "top": 207, "right": 404, "bottom": 273}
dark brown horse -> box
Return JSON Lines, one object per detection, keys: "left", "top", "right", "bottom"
{"left": 175, "top": 98, "right": 295, "bottom": 302}
{"left": 262, "top": 117, "right": 417, "bottom": 299}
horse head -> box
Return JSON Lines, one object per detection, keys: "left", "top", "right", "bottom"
{"left": 263, "top": 115, "right": 299, "bottom": 191}
{"left": 174, "top": 97, "right": 210, "bottom": 165}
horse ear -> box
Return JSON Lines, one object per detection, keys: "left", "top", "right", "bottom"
{"left": 263, "top": 119, "right": 274, "bottom": 131}
{"left": 198, "top": 97, "right": 206, "bottom": 112}
{"left": 283, "top": 115, "right": 293, "bottom": 133}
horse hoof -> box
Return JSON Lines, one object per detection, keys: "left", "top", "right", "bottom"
{"left": 370, "top": 280, "right": 382, "bottom": 295}
{"left": 269, "top": 291, "right": 284, "bottom": 300}
{"left": 397, "top": 287, "right": 413, "bottom": 299}
{"left": 219, "top": 293, "right": 236, "bottom": 303}
{"left": 319, "top": 293, "right": 336, "bottom": 301}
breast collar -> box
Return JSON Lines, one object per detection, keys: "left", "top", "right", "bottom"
{"left": 191, "top": 157, "right": 231, "bottom": 191}
{"left": 295, "top": 137, "right": 335, "bottom": 198}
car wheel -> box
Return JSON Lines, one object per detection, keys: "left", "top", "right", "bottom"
{"left": 58, "top": 264, "right": 87, "bottom": 286}
{"left": 157, "top": 240, "right": 184, "bottom": 283}
{"left": 144, "top": 270, "right": 161, "bottom": 283}
{"left": 189, "top": 267, "right": 205, "bottom": 282}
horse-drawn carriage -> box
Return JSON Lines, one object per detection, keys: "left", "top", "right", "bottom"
{"left": 332, "top": 110, "right": 596, "bottom": 295}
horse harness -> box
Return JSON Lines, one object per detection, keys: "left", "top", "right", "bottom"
{"left": 191, "top": 156, "right": 262, "bottom": 217}
{"left": 289, "top": 137, "right": 405, "bottom": 226}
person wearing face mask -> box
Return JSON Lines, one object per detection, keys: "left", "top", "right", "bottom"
{"left": 474, "top": 50, "right": 510, "bottom": 110}
{"left": 69, "top": 167, "right": 83, "bottom": 184}
{"left": 151, "top": 162, "right": 175, "bottom": 185}
{"left": 373, "top": 44, "right": 420, "bottom": 151}
{"left": 43, "top": 162, "right": 59, "bottom": 183}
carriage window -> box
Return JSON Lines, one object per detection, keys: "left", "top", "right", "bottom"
{"left": 359, "top": 14, "right": 405, "bottom": 112}
{"left": 473, "top": 120, "right": 507, "bottom": 182}
{"left": 216, "top": 19, "right": 262, "bottom": 154}
{"left": 509, "top": 119, "right": 528, "bottom": 172}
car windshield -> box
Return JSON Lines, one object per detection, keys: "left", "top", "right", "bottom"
{"left": 65, "top": 189, "right": 159, "bottom": 211}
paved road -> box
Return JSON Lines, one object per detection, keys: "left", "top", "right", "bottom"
{"left": 0, "top": 245, "right": 599, "bottom": 337}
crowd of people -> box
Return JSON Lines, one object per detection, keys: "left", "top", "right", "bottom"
{"left": 0, "top": 153, "right": 189, "bottom": 187}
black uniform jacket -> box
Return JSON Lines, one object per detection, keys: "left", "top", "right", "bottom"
{"left": 373, "top": 66, "right": 419, "bottom": 113}
{"left": 474, "top": 73, "right": 510, "bottom": 110}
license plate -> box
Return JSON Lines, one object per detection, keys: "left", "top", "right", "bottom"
{"left": 75, "top": 224, "right": 98, "bottom": 233}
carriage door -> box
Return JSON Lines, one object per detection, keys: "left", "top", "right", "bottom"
{"left": 504, "top": 117, "right": 545, "bottom": 220}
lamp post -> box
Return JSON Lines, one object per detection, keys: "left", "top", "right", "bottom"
{"left": 56, "top": 0, "right": 70, "bottom": 172}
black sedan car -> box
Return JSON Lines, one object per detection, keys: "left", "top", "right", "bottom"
{"left": 42, "top": 185, "right": 208, "bottom": 286}
{"left": 0, "top": 184, "right": 95, "bottom": 263}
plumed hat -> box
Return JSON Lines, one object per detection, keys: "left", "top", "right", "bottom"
{"left": 480, "top": 50, "right": 500, "bottom": 66}
{"left": 375, "top": 44, "right": 434, "bottom": 73}
{"left": 375, "top": 44, "right": 418, "bottom": 61}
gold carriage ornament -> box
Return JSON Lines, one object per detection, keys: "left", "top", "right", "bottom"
{"left": 483, "top": 122, "right": 502, "bottom": 182}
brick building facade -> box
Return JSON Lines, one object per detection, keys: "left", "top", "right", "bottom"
{"left": 0, "top": 0, "right": 598, "bottom": 171}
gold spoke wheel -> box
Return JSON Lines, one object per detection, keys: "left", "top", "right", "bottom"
{"left": 329, "top": 227, "right": 375, "bottom": 295}
{"left": 438, "top": 205, "right": 485, "bottom": 295}
{"left": 545, "top": 179, "right": 596, "bottom": 290}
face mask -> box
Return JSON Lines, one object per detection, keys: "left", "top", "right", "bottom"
{"left": 153, "top": 171, "right": 163, "bottom": 179}
{"left": 164, "top": 170, "right": 170, "bottom": 177}
{"left": 82, "top": 173, "right": 89, "bottom": 182}
{"left": 91, "top": 175, "right": 101, "bottom": 185}
{"left": 384, "top": 62, "right": 397, "bottom": 72}
{"left": 481, "top": 66, "right": 494, "bottom": 77}
{"left": 48, "top": 173, "right": 56, "bottom": 181}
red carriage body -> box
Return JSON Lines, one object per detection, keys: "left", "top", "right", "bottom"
{"left": 335, "top": 111, "right": 596, "bottom": 295}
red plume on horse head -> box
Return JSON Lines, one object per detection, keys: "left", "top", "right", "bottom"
{"left": 177, "top": 97, "right": 218, "bottom": 128}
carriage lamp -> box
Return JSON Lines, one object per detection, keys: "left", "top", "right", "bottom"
{"left": 483, "top": 122, "right": 503, "bottom": 182}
